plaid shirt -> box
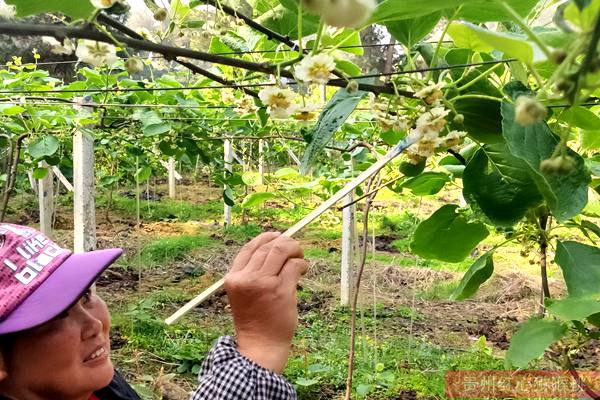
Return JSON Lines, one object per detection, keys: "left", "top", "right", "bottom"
{"left": 191, "top": 336, "right": 297, "bottom": 400}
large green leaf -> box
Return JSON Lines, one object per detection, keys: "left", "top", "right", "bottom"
{"left": 451, "top": 98, "right": 503, "bottom": 143}
{"left": 505, "top": 318, "right": 567, "bottom": 368}
{"left": 455, "top": 0, "right": 540, "bottom": 23}
{"left": 547, "top": 294, "right": 600, "bottom": 321}
{"left": 300, "top": 87, "right": 366, "bottom": 174}
{"left": 555, "top": 241, "right": 600, "bottom": 297}
{"left": 453, "top": 23, "right": 544, "bottom": 65}
{"left": 385, "top": 12, "right": 442, "bottom": 47}
{"left": 6, "top": 0, "right": 95, "bottom": 18}
{"left": 501, "top": 101, "right": 590, "bottom": 221}
{"left": 28, "top": 136, "right": 60, "bottom": 159}
{"left": 451, "top": 251, "right": 494, "bottom": 300}
{"left": 463, "top": 144, "right": 543, "bottom": 226}
{"left": 560, "top": 106, "right": 600, "bottom": 131}
{"left": 241, "top": 192, "right": 276, "bottom": 208}
{"left": 371, "top": 0, "right": 538, "bottom": 24}
{"left": 447, "top": 23, "right": 494, "bottom": 53}
{"left": 258, "top": 4, "right": 319, "bottom": 40}
{"left": 410, "top": 204, "right": 489, "bottom": 263}
{"left": 401, "top": 172, "right": 450, "bottom": 196}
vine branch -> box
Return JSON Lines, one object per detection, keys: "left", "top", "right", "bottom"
{"left": 96, "top": 14, "right": 259, "bottom": 98}
{"left": 0, "top": 23, "right": 407, "bottom": 96}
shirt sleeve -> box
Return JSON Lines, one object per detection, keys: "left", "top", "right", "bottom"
{"left": 190, "top": 336, "right": 297, "bottom": 400}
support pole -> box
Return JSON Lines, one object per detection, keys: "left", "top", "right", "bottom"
{"left": 224, "top": 138, "right": 233, "bottom": 227}
{"left": 38, "top": 161, "right": 53, "bottom": 238}
{"left": 168, "top": 156, "right": 176, "bottom": 199}
{"left": 340, "top": 165, "right": 356, "bottom": 306}
{"left": 73, "top": 129, "right": 96, "bottom": 253}
{"left": 27, "top": 171, "right": 38, "bottom": 195}
{"left": 258, "top": 139, "right": 264, "bottom": 185}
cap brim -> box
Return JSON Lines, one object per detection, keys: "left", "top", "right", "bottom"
{"left": 0, "top": 248, "right": 122, "bottom": 335}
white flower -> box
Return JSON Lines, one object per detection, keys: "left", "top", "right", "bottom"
{"left": 42, "top": 37, "right": 76, "bottom": 55}
{"left": 443, "top": 130, "right": 467, "bottom": 149}
{"left": 91, "top": 0, "right": 118, "bottom": 8}
{"left": 415, "top": 82, "right": 445, "bottom": 105}
{"left": 294, "top": 102, "right": 319, "bottom": 121}
{"left": 234, "top": 96, "right": 258, "bottom": 115}
{"left": 0, "top": 0, "right": 16, "bottom": 19}
{"left": 259, "top": 87, "right": 297, "bottom": 119}
{"left": 305, "top": 0, "right": 376, "bottom": 28}
{"left": 515, "top": 95, "right": 547, "bottom": 126}
{"left": 75, "top": 40, "right": 118, "bottom": 67}
{"left": 416, "top": 106, "right": 451, "bottom": 134}
{"left": 294, "top": 53, "right": 336, "bottom": 85}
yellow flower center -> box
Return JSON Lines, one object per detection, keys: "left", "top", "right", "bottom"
{"left": 308, "top": 63, "right": 331, "bottom": 80}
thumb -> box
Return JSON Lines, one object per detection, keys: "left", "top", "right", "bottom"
{"left": 279, "top": 258, "right": 308, "bottom": 290}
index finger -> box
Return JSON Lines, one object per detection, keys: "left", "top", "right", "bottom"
{"left": 230, "top": 232, "right": 281, "bottom": 272}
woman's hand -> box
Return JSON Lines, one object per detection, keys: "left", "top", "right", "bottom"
{"left": 224, "top": 232, "right": 308, "bottom": 374}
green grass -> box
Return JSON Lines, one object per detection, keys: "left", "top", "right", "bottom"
{"left": 98, "top": 194, "right": 222, "bottom": 222}
{"left": 287, "top": 306, "right": 502, "bottom": 399}
{"left": 222, "top": 223, "right": 263, "bottom": 243}
{"left": 140, "top": 234, "right": 215, "bottom": 266}
{"left": 417, "top": 279, "right": 460, "bottom": 300}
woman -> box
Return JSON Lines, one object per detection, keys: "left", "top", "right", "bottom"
{"left": 0, "top": 223, "right": 307, "bottom": 399}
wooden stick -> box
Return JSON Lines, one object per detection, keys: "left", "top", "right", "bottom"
{"left": 164, "top": 137, "right": 417, "bottom": 325}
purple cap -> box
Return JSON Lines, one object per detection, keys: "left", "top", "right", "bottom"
{"left": 0, "top": 223, "right": 122, "bottom": 334}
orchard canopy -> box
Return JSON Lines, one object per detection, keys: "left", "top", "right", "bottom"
{"left": 2, "top": 0, "right": 600, "bottom": 375}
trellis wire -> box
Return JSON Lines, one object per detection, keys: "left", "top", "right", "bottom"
{"left": 0, "top": 58, "right": 517, "bottom": 96}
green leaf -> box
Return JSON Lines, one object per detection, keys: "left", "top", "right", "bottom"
{"left": 380, "top": 130, "right": 403, "bottom": 146}
{"left": 335, "top": 60, "right": 361, "bottom": 77}
{"left": 371, "top": 0, "right": 538, "bottom": 24}
{"left": 241, "top": 192, "right": 276, "bottom": 208}
{"left": 385, "top": 12, "right": 442, "bottom": 47}
{"left": 447, "top": 22, "right": 494, "bottom": 53}
{"left": 582, "top": 130, "right": 600, "bottom": 150}
{"left": 28, "top": 136, "right": 59, "bottom": 159}
{"left": 273, "top": 167, "right": 299, "bottom": 178}
{"left": 319, "top": 29, "right": 364, "bottom": 55}
{"left": 564, "top": 0, "right": 600, "bottom": 30}
{"left": 402, "top": 172, "right": 450, "bottom": 196}
{"left": 455, "top": 0, "right": 540, "bottom": 23}
{"left": 410, "top": 204, "right": 489, "bottom": 263}
{"left": 501, "top": 100, "right": 590, "bottom": 221}
{"left": 505, "top": 318, "right": 567, "bottom": 368}
{"left": 300, "top": 87, "right": 366, "bottom": 174}
{"left": 32, "top": 167, "right": 48, "bottom": 180}
{"left": 258, "top": 4, "right": 319, "bottom": 40}
{"left": 463, "top": 144, "right": 543, "bottom": 226}
{"left": 555, "top": 241, "right": 600, "bottom": 297}
{"left": 454, "top": 22, "right": 543, "bottom": 65}
{"left": 6, "top": 0, "right": 95, "bottom": 18}
{"left": 143, "top": 123, "right": 172, "bottom": 136}
{"left": 547, "top": 295, "right": 600, "bottom": 321}
{"left": 223, "top": 188, "right": 235, "bottom": 206}
{"left": 295, "top": 378, "right": 319, "bottom": 387}
{"left": 135, "top": 166, "right": 152, "bottom": 183}
{"left": 451, "top": 251, "right": 494, "bottom": 300}
{"left": 0, "top": 104, "right": 25, "bottom": 115}
{"left": 560, "top": 106, "right": 600, "bottom": 131}
{"left": 241, "top": 172, "right": 262, "bottom": 187}
{"left": 451, "top": 98, "right": 504, "bottom": 144}
{"left": 356, "top": 384, "right": 372, "bottom": 397}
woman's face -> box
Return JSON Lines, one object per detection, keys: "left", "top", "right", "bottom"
{"left": 0, "top": 289, "right": 114, "bottom": 400}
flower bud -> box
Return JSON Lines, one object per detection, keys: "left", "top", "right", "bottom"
{"left": 125, "top": 57, "right": 144, "bottom": 74}
{"left": 550, "top": 50, "right": 567, "bottom": 65}
{"left": 453, "top": 114, "right": 464, "bottom": 124}
{"left": 515, "top": 96, "right": 547, "bottom": 126}
{"left": 346, "top": 80, "right": 359, "bottom": 94}
{"left": 154, "top": 8, "right": 168, "bottom": 21}
{"left": 540, "top": 155, "right": 577, "bottom": 175}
